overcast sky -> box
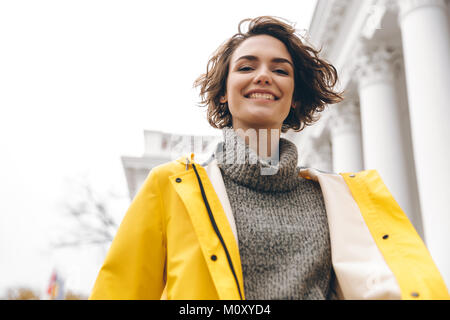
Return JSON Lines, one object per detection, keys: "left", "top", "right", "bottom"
{"left": 0, "top": 0, "right": 317, "bottom": 298}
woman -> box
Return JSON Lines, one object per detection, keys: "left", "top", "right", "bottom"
{"left": 90, "top": 16, "right": 448, "bottom": 300}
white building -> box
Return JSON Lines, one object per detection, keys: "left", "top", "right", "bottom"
{"left": 121, "top": 130, "right": 221, "bottom": 200}
{"left": 287, "top": 0, "right": 449, "bottom": 287}
{"left": 123, "top": 0, "right": 450, "bottom": 287}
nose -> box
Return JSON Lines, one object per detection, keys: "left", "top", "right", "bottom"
{"left": 253, "top": 67, "right": 272, "bottom": 85}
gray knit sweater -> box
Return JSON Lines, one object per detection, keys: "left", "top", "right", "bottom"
{"left": 214, "top": 128, "right": 335, "bottom": 300}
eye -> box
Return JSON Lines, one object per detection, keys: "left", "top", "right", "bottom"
{"left": 274, "top": 69, "right": 289, "bottom": 75}
{"left": 237, "top": 66, "right": 253, "bottom": 72}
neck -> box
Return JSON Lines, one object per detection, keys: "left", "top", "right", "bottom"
{"left": 216, "top": 127, "right": 300, "bottom": 191}
{"left": 230, "top": 127, "right": 281, "bottom": 160}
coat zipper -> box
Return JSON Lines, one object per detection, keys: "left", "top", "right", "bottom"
{"left": 190, "top": 162, "right": 243, "bottom": 300}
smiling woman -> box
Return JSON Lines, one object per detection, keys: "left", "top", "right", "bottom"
{"left": 89, "top": 16, "right": 449, "bottom": 300}
{"left": 195, "top": 16, "right": 343, "bottom": 135}
{"left": 225, "top": 35, "right": 296, "bottom": 134}
{"left": 193, "top": 16, "right": 343, "bottom": 160}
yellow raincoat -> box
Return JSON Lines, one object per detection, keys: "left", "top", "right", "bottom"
{"left": 89, "top": 153, "right": 448, "bottom": 300}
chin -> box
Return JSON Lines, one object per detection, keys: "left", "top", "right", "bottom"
{"left": 242, "top": 119, "right": 281, "bottom": 130}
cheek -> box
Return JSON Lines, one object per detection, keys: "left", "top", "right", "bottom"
{"left": 283, "top": 78, "right": 295, "bottom": 98}
{"left": 226, "top": 76, "right": 245, "bottom": 101}
{"left": 282, "top": 83, "right": 296, "bottom": 110}
{"left": 281, "top": 81, "right": 295, "bottom": 114}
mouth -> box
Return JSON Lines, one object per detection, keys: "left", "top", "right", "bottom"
{"left": 244, "top": 92, "right": 279, "bottom": 101}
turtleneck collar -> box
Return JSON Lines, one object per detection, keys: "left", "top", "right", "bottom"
{"left": 214, "top": 128, "right": 301, "bottom": 192}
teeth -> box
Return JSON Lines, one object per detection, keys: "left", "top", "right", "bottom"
{"left": 248, "top": 92, "right": 276, "bottom": 100}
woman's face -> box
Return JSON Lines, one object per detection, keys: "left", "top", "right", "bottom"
{"left": 224, "top": 34, "right": 295, "bottom": 132}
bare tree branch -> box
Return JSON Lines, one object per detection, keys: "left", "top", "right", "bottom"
{"left": 54, "top": 179, "right": 125, "bottom": 249}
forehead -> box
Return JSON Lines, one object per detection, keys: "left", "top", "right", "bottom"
{"left": 230, "top": 34, "right": 292, "bottom": 64}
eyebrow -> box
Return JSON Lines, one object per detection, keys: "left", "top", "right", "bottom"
{"left": 234, "top": 55, "right": 294, "bottom": 68}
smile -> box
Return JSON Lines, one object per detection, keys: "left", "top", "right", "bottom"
{"left": 245, "top": 92, "right": 278, "bottom": 101}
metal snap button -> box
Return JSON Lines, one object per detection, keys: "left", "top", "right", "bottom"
{"left": 411, "top": 292, "right": 419, "bottom": 298}
{"left": 211, "top": 255, "right": 217, "bottom": 261}
{"left": 382, "top": 234, "right": 389, "bottom": 240}
{"left": 349, "top": 174, "right": 356, "bottom": 178}
{"left": 175, "top": 178, "right": 182, "bottom": 183}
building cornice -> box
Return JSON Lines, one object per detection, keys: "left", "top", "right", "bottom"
{"left": 308, "top": 0, "right": 352, "bottom": 53}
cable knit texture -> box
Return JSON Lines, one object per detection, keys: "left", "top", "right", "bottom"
{"left": 214, "top": 128, "right": 335, "bottom": 300}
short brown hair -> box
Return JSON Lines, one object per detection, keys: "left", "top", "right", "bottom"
{"left": 194, "top": 16, "right": 344, "bottom": 133}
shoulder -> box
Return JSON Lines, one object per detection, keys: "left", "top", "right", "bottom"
{"left": 150, "top": 159, "right": 186, "bottom": 178}
{"left": 297, "top": 166, "right": 339, "bottom": 181}
{"left": 143, "top": 154, "right": 196, "bottom": 186}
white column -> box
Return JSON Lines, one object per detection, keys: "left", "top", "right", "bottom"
{"left": 303, "top": 136, "right": 333, "bottom": 173}
{"left": 328, "top": 99, "right": 364, "bottom": 173}
{"left": 355, "top": 43, "right": 419, "bottom": 232}
{"left": 398, "top": 0, "right": 450, "bottom": 286}
{"left": 314, "top": 138, "right": 333, "bottom": 173}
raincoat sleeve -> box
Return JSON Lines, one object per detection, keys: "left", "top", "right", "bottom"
{"left": 89, "top": 168, "right": 166, "bottom": 299}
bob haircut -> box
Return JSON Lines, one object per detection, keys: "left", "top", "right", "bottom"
{"left": 194, "top": 16, "right": 344, "bottom": 133}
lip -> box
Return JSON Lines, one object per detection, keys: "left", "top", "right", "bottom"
{"left": 244, "top": 89, "right": 279, "bottom": 101}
